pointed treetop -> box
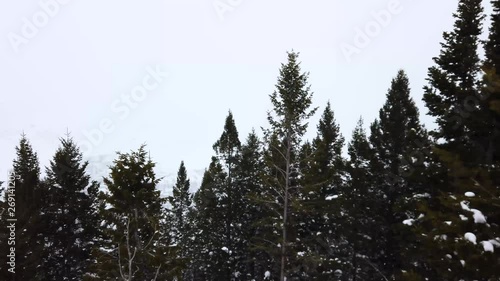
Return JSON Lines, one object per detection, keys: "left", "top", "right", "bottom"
{"left": 13, "top": 134, "right": 40, "bottom": 180}
{"left": 213, "top": 110, "right": 241, "bottom": 157}
{"left": 348, "top": 117, "right": 372, "bottom": 163}
{"left": 435, "top": 0, "right": 484, "bottom": 86}
{"left": 267, "top": 50, "right": 318, "bottom": 142}
{"left": 174, "top": 161, "right": 190, "bottom": 192}
{"left": 316, "top": 101, "right": 342, "bottom": 142}
{"left": 49, "top": 136, "right": 83, "bottom": 167}
{"left": 375, "top": 70, "right": 422, "bottom": 128}
{"left": 245, "top": 128, "right": 260, "bottom": 145}
{"left": 44, "top": 135, "right": 94, "bottom": 190}
{"left": 423, "top": 0, "right": 484, "bottom": 143}
{"left": 353, "top": 117, "right": 366, "bottom": 135}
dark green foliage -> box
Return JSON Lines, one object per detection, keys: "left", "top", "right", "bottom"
{"left": 485, "top": 0, "right": 500, "bottom": 74}
{"left": 213, "top": 111, "right": 243, "bottom": 280}
{"left": 341, "top": 118, "right": 381, "bottom": 281}
{"left": 190, "top": 157, "right": 227, "bottom": 281}
{"left": 414, "top": 1, "right": 500, "bottom": 280}
{"left": 237, "top": 130, "right": 271, "bottom": 280}
{"left": 4, "top": 4, "right": 500, "bottom": 277}
{"left": 0, "top": 135, "right": 44, "bottom": 280}
{"left": 369, "top": 70, "right": 431, "bottom": 279}
{"left": 423, "top": 0, "right": 484, "bottom": 160}
{"left": 39, "top": 136, "right": 100, "bottom": 280}
{"left": 93, "top": 145, "right": 179, "bottom": 280}
{"left": 263, "top": 50, "right": 318, "bottom": 281}
{"left": 296, "top": 102, "right": 345, "bottom": 280}
{"left": 168, "top": 161, "right": 192, "bottom": 267}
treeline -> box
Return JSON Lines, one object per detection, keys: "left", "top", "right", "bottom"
{"left": 1, "top": 0, "right": 499, "bottom": 280}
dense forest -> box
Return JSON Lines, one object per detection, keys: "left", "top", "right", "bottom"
{"left": 1, "top": 0, "right": 499, "bottom": 280}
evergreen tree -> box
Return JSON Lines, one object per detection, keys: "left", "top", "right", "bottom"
{"left": 423, "top": 0, "right": 484, "bottom": 161}
{"left": 0, "top": 135, "right": 44, "bottom": 280}
{"left": 94, "top": 145, "right": 178, "bottom": 280}
{"left": 168, "top": 161, "right": 192, "bottom": 268}
{"left": 297, "top": 101, "right": 345, "bottom": 279}
{"left": 237, "top": 130, "right": 270, "bottom": 280}
{"left": 413, "top": 0, "right": 500, "bottom": 279}
{"left": 212, "top": 111, "right": 243, "bottom": 280}
{"left": 186, "top": 112, "right": 244, "bottom": 281}
{"left": 39, "top": 136, "right": 100, "bottom": 280}
{"left": 342, "top": 118, "right": 381, "bottom": 281}
{"left": 369, "top": 70, "right": 431, "bottom": 279}
{"left": 258, "top": 132, "right": 289, "bottom": 279}
{"left": 262, "top": 50, "right": 317, "bottom": 281}
{"left": 190, "top": 157, "right": 227, "bottom": 281}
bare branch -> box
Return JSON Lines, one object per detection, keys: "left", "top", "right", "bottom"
{"left": 254, "top": 237, "right": 279, "bottom": 247}
{"left": 153, "top": 265, "right": 162, "bottom": 281}
{"left": 118, "top": 243, "right": 126, "bottom": 280}
{"left": 362, "top": 257, "right": 389, "bottom": 281}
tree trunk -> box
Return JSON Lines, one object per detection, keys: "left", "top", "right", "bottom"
{"left": 280, "top": 134, "right": 291, "bottom": 281}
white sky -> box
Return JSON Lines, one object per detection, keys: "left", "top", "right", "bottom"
{"left": 0, "top": 0, "right": 494, "bottom": 193}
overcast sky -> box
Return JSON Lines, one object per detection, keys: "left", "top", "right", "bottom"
{"left": 0, "top": 0, "right": 494, "bottom": 193}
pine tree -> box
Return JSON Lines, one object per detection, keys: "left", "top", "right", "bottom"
{"left": 258, "top": 132, "right": 289, "bottom": 279}
{"left": 262, "top": 50, "right": 317, "bottom": 281}
{"left": 0, "top": 135, "right": 44, "bottom": 280}
{"left": 237, "top": 130, "right": 270, "bottom": 280}
{"left": 190, "top": 157, "right": 227, "bottom": 281}
{"left": 413, "top": 0, "right": 500, "bottom": 279}
{"left": 39, "top": 136, "right": 100, "bottom": 280}
{"left": 168, "top": 161, "right": 192, "bottom": 268}
{"left": 423, "top": 0, "right": 484, "bottom": 161}
{"left": 212, "top": 111, "right": 243, "bottom": 280}
{"left": 342, "top": 118, "right": 381, "bottom": 281}
{"left": 94, "top": 145, "right": 178, "bottom": 280}
{"left": 369, "top": 70, "right": 431, "bottom": 278}
{"left": 296, "top": 101, "right": 345, "bottom": 279}
{"left": 186, "top": 112, "right": 244, "bottom": 281}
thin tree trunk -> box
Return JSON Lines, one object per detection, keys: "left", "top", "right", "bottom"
{"left": 280, "top": 134, "right": 291, "bottom": 281}
{"left": 227, "top": 161, "right": 233, "bottom": 280}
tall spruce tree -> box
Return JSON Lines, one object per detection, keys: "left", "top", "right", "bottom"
{"left": 297, "top": 101, "right": 345, "bottom": 279}
{"left": 212, "top": 111, "right": 243, "bottom": 280}
{"left": 237, "top": 130, "right": 270, "bottom": 280}
{"left": 0, "top": 135, "right": 44, "bottom": 280}
{"left": 369, "top": 70, "right": 431, "bottom": 279}
{"left": 414, "top": 0, "right": 500, "bottom": 279}
{"left": 418, "top": 1, "right": 500, "bottom": 280}
{"left": 258, "top": 133, "right": 289, "bottom": 279}
{"left": 423, "top": 0, "right": 484, "bottom": 161}
{"left": 342, "top": 118, "right": 381, "bottom": 281}
{"left": 190, "top": 157, "right": 227, "bottom": 281}
{"left": 168, "top": 161, "right": 192, "bottom": 268}
{"left": 187, "top": 112, "right": 244, "bottom": 281}
{"left": 262, "top": 51, "right": 317, "bottom": 281}
{"left": 38, "top": 136, "right": 99, "bottom": 280}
